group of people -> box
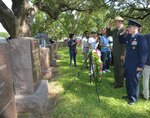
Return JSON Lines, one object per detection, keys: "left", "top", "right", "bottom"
{"left": 108, "top": 16, "right": 150, "bottom": 105}
{"left": 67, "top": 16, "right": 150, "bottom": 105}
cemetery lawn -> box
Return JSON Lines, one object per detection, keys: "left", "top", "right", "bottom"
{"left": 49, "top": 47, "right": 150, "bottom": 118}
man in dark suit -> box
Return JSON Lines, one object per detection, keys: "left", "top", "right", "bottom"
{"left": 119, "top": 20, "right": 148, "bottom": 105}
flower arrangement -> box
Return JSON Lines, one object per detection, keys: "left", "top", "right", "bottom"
{"left": 88, "top": 49, "right": 103, "bottom": 81}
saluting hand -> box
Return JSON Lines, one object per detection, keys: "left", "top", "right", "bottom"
{"left": 108, "top": 21, "right": 113, "bottom": 29}
{"left": 120, "top": 56, "right": 125, "bottom": 61}
{"left": 136, "top": 67, "right": 143, "bottom": 72}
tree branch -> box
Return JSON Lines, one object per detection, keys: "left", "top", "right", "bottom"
{"left": 0, "top": 0, "right": 15, "bottom": 34}
{"left": 121, "top": 12, "right": 150, "bottom": 20}
{"left": 34, "top": 2, "right": 60, "bottom": 19}
{"left": 34, "top": 0, "right": 107, "bottom": 19}
{"left": 129, "top": 4, "right": 150, "bottom": 12}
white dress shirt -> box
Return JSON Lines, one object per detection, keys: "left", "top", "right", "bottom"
{"left": 81, "top": 37, "right": 89, "bottom": 51}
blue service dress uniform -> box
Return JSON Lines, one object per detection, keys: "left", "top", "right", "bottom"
{"left": 119, "top": 33, "right": 148, "bottom": 103}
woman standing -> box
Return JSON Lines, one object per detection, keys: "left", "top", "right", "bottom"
{"left": 68, "top": 34, "right": 77, "bottom": 67}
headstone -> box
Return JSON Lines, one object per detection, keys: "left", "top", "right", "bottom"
{"left": 53, "top": 43, "right": 58, "bottom": 59}
{"left": 10, "top": 38, "right": 34, "bottom": 94}
{"left": 35, "top": 33, "right": 48, "bottom": 48}
{"left": 9, "top": 37, "right": 48, "bottom": 113}
{"left": 40, "top": 47, "right": 50, "bottom": 71}
{"left": 15, "top": 80, "right": 48, "bottom": 113}
{"left": 40, "top": 48, "right": 53, "bottom": 79}
{"left": 0, "top": 43, "right": 17, "bottom": 118}
{"left": 48, "top": 44, "right": 56, "bottom": 66}
{"left": 31, "top": 40, "right": 41, "bottom": 83}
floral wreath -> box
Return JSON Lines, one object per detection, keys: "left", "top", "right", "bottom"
{"left": 88, "top": 49, "right": 103, "bottom": 81}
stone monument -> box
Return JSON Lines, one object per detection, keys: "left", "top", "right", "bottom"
{"left": 10, "top": 37, "right": 49, "bottom": 113}
{"left": 0, "top": 43, "right": 17, "bottom": 118}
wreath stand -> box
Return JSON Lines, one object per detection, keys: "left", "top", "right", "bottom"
{"left": 64, "top": 50, "right": 103, "bottom": 103}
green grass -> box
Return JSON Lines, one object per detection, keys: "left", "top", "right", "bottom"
{"left": 50, "top": 47, "right": 150, "bottom": 118}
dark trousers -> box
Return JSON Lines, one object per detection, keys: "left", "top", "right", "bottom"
{"left": 111, "top": 51, "right": 114, "bottom": 66}
{"left": 113, "top": 55, "right": 124, "bottom": 86}
{"left": 101, "top": 51, "right": 111, "bottom": 70}
{"left": 69, "top": 50, "right": 76, "bottom": 67}
{"left": 125, "top": 69, "right": 141, "bottom": 102}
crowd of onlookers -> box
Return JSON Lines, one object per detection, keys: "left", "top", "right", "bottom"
{"left": 67, "top": 16, "right": 150, "bottom": 105}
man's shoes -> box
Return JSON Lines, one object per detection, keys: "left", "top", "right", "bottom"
{"left": 122, "top": 96, "right": 129, "bottom": 99}
{"left": 128, "top": 101, "right": 135, "bottom": 105}
{"left": 106, "top": 69, "right": 111, "bottom": 72}
{"left": 113, "top": 84, "right": 123, "bottom": 88}
{"left": 102, "top": 70, "right": 106, "bottom": 74}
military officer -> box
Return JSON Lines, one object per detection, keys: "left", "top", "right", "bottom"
{"left": 107, "top": 16, "right": 126, "bottom": 88}
{"left": 119, "top": 20, "right": 148, "bottom": 105}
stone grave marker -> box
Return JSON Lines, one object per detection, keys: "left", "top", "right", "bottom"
{"left": 0, "top": 43, "right": 17, "bottom": 118}
{"left": 10, "top": 38, "right": 34, "bottom": 94}
{"left": 31, "top": 40, "right": 41, "bottom": 83}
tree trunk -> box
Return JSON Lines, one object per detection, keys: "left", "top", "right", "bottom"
{"left": 0, "top": 0, "right": 32, "bottom": 38}
{"left": 13, "top": 15, "right": 31, "bottom": 38}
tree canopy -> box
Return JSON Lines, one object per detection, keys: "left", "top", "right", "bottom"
{"left": 0, "top": 0, "right": 150, "bottom": 38}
